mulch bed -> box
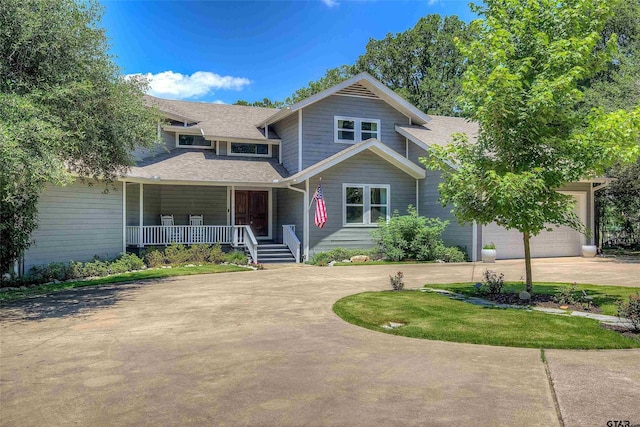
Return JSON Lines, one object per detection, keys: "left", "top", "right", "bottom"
{"left": 484, "top": 292, "right": 603, "bottom": 313}
{"left": 601, "top": 323, "right": 640, "bottom": 341}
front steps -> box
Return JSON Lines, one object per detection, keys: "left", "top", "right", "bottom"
{"left": 254, "top": 243, "right": 296, "bottom": 264}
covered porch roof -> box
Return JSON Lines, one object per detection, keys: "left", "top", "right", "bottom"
{"left": 125, "top": 149, "right": 290, "bottom": 187}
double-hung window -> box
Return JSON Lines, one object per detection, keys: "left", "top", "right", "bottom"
{"left": 343, "top": 184, "right": 390, "bottom": 226}
{"left": 334, "top": 117, "right": 380, "bottom": 144}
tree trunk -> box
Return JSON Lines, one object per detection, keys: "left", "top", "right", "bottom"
{"left": 523, "top": 232, "right": 533, "bottom": 293}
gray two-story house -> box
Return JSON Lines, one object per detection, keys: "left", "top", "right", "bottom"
{"left": 22, "top": 73, "right": 604, "bottom": 270}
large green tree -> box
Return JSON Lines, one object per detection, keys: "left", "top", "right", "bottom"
{"left": 578, "top": 0, "right": 640, "bottom": 247}
{"left": 423, "top": 0, "right": 640, "bottom": 292}
{"left": 0, "top": 0, "right": 160, "bottom": 275}
{"left": 284, "top": 14, "right": 469, "bottom": 115}
{"left": 356, "top": 14, "right": 469, "bottom": 115}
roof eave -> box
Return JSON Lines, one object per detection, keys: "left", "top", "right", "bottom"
{"left": 261, "top": 72, "right": 431, "bottom": 126}
{"left": 285, "top": 139, "right": 425, "bottom": 183}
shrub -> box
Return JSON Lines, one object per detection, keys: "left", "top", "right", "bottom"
{"left": 81, "top": 258, "right": 110, "bottom": 277}
{"left": 144, "top": 248, "right": 165, "bottom": 268}
{"left": 308, "top": 248, "right": 379, "bottom": 265}
{"left": 433, "top": 246, "right": 466, "bottom": 263}
{"left": 617, "top": 292, "right": 640, "bottom": 331}
{"left": 483, "top": 243, "right": 496, "bottom": 250}
{"left": 371, "top": 206, "right": 461, "bottom": 262}
{"left": 109, "top": 253, "right": 145, "bottom": 274}
{"left": 479, "top": 270, "right": 504, "bottom": 295}
{"left": 164, "top": 243, "right": 190, "bottom": 265}
{"left": 389, "top": 271, "right": 404, "bottom": 291}
{"left": 187, "top": 244, "right": 211, "bottom": 263}
{"left": 225, "top": 250, "right": 248, "bottom": 265}
{"left": 208, "top": 244, "right": 225, "bottom": 264}
{"left": 554, "top": 283, "right": 579, "bottom": 305}
{"left": 29, "top": 262, "right": 74, "bottom": 282}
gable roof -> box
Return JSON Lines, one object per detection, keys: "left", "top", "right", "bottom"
{"left": 285, "top": 139, "right": 426, "bottom": 183}
{"left": 145, "top": 95, "right": 281, "bottom": 142}
{"left": 126, "top": 149, "right": 289, "bottom": 186}
{"left": 396, "top": 116, "right": 479, "bottom": 151}
{"left": 262, "top": 72, "right": 431, "bottom": 127}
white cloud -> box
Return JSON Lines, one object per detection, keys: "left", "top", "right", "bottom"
{"left": 212, "top": 100, "right": 226, "bottom": 104}
{"left": 321, "top": 0, "right": 339, "bottom": 7}
{"left": 427, "top": 0, "right": 439, "bottom": 5}
{"left": 128, "top": 71, "right": 251, "bottom": 100}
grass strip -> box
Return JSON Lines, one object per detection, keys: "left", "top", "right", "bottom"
{"left": 0, "top": 264, "right": 250, "bottom": 303}
{"left": 333, "top": 290, "right": 640, "bottom": 349}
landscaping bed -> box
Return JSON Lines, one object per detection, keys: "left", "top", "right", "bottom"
{"left": 481, "top": 292, "right": 603, "bottom": 313}
{"left": 333, "top": 290, "right": 640, "bottom": 349}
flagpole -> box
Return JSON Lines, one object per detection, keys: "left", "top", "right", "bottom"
{"left": 308, "top": 177, "right": 321, "bottom": 210}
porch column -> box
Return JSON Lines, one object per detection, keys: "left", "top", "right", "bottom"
{"left": 304, "top": 179, "right": 309, "bottom": 260}
{"left": 122, "top": 181, "right": 127, "bottom": 252}
{"left": 138, "top": 183, "right": 144, "bottom": 248}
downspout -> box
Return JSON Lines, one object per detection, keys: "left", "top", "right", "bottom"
{"left": 591, "top": 180, "right": 611, "bottom": 246}
{"left": 415, "top": 179, "right": 419, "bottom": 215}
{"left": 138, "top": 183, "right": 144, "bottom": 249}
{"left": 286, "top": 181, "right": 308, "bottom": 262}
{"left": 122, "top": 181, "right": 127, "bottom": 253}
{"left": 472, "top": 221, "right": 478, "bottom": 262}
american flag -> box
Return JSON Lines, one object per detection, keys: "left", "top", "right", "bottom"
{"left": 313, "top": 181, "right": 327, "bottom": 228}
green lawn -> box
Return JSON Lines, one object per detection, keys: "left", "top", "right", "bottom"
{"left": 429, "top": 282, "right": 640, "bottom": 316}
{"left": 0, "top": 264, "right": 250, "bottom": 303}
{"left": 333, "top": 290, "right": 640, "bottom": 349}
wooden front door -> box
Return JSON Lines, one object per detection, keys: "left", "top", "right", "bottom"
{"left": 235, "top": 191, "right": 269, "bottom": 237}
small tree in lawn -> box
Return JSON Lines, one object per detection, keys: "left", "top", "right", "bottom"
{"left": 422, "top": 0, "right": 640, "bottom": 293}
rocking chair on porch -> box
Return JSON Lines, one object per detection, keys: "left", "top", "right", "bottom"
{"left": 189, "top": 215, "right": 204, "bottom": 243}
{"left": 160, "top": 214, "right": 183, "bottom": 243}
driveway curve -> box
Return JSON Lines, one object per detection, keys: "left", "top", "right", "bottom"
{"left": 1, "top": 258, "right": 638, "bottom": 426}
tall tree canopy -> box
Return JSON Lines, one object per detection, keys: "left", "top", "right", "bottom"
{"left": 0, "top": 0, "right": 160, "bottom": 274}
{"left": 284, "top": 15, "right": 469, "bottom": 115}
{"left": 423, "top": 0, "right": 640, "bottom": 291}
{"left": 356, "top": 14, "right": 469, "bottom": 115}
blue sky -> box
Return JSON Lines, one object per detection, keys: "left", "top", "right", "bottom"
{"left": 101, "top": 1, "right": 476, "bottom": 104}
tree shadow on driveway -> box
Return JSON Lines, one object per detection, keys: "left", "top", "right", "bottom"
{"left": 0, "top": 281, "right": 160, "bottom": 323}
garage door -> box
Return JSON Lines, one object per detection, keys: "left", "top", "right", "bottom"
{"left": 482, "top": 192, "right": 586, "bottom": 259}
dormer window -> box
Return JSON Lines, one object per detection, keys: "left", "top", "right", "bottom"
{"left": 177, "top": 134, "right": 213, "bottom": 149}
{"left": 228, "top": 142, "right": 271, "bottom": 157}
{"left": 334, "top": 116, "right": 380, "bottom": 144}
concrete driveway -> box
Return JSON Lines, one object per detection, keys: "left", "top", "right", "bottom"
{"left": 1, "top": 258, "right": 639, "bottom": 426}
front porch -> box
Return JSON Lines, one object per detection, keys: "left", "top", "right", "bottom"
{"left": 123, "top": 182, "right": 301, "bottom": 263}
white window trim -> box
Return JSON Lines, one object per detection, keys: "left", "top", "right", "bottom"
{"left": 342, "top": 183, "right": 390, "bottom": 227}
{"left": 334, "top": 116, "right": 381, "bottom": 144}
{"left": 175, "top": 133, "right": 214, "bottom": 149}
{"left": 227, "top": 142, "right": 272, "bottom": 158}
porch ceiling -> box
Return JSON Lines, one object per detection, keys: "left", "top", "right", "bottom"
{"left": 127, "top": 149, "right": 290, "bottom": 185}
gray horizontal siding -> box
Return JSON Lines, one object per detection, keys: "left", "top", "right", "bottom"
{"left": 132, "top": 129, "right": 174, "bottom": 160}
{"left": 409, "top": 143, "right": 474, "bottom": 258}
{"left": 23, "top": 180, "right": 124, "bottom": 271}
{"left": 275, "top": 188, "right": 303, "bottom": 244}
{"left": 271, "top": 113, "right": 298, "bottom": 174}
{"left": 126, "top": 183, "right": 227, "bottom": 226}
{"left": 302, "top": 95, "right": 410, "bottom": 169}
{"left": 308, "top": 150, "right": 416, "bottom": 255}
{"left": 218, "top": 141, "right": 227, "bottom": 156}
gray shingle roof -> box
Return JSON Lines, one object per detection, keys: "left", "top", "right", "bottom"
{"left": 397, "top": 116, "right": 479, "bottom": 147}
{"left": 127, "top": 149, "right": 290, "bottom": 184}
{"left": 145, "top": 95, "right": 281, "bottom": 141}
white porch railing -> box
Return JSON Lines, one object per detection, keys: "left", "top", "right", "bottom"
{"left": 240, "top": 226, "right": 258, "bottom": 264}
{"left": 282, "top": 225, "right": 301, "bottom": 263}
{"left": 126, "top": 225, "right": 253, "bottom": 247}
